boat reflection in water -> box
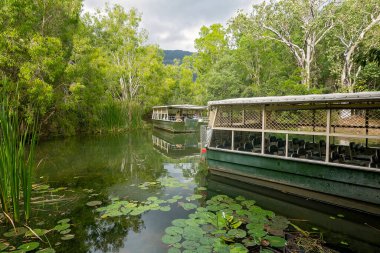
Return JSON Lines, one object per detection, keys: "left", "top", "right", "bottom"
{"left": 152, "top": 129, "right": 201, "bottom": 159}
{"left": 207, "top": 174, "right": 380, "bottom": 253}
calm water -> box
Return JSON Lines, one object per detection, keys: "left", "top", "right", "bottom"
{"left": 19, "top": 129, "right": 380, "bottom": 252}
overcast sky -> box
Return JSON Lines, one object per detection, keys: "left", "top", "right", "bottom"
{"left": 83, "top": 0, "right": 257, "bottom": 52}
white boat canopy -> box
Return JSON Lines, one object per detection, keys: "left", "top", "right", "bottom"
{"left": 208, "top": 92, "right": 380, "bottom": 106}
{"left": 153, "top": 104, "right": 207, "bottom": 110}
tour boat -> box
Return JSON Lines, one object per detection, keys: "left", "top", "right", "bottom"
{"left": 205, "top": 92, "right": 380, "bottom": 214}
{"left": 152, "top": 105, "right": 207, "bottom": 133}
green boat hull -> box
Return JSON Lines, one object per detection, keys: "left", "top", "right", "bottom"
{"left": 206, "top": 148, "right": 380, "bottom": 214}
{"left": 152, "top": 119, "right": 204, "bottom": 133}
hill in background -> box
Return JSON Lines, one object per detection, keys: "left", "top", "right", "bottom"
{"left": 163, "top": 50, "right": 193, "bottom": 65}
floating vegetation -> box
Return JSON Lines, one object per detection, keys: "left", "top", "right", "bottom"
{"left": 136, "top": 177, "right": 190, "bottom": 190}
{"left": 86, "top": 200, "right": 102, "bottom": 207}
{"left": 162, "top": 195, "right": 289, "bottom": 253}
{"left": 95, "top": 193, "right": 192, "bottom": 218}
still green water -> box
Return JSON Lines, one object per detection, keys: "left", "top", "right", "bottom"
{"left": 4, "top": 129, "right": 379, "bottom": 253}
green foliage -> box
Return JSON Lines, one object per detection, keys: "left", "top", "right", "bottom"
{"left": 0, "top": 100, "right": 37, "bottom": 222}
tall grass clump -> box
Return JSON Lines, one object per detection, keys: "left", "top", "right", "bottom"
{"left": 99, "top": 100, "right": 144, "bottom": 131}
{"left": 0, "top": 101, "right": 37, "bottom": 223}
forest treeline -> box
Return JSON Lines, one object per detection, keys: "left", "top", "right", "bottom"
{"left": 1, "top": 0, "right": 379, "bottom": 136}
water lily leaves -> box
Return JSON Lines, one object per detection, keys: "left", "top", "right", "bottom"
{"left": 230, "top": 243, "right": 248, "bottom": 253}
{"left": 162, "top": 234, "right": 182, "bottom": 244}
{"left": 165, "top": 226, "right": 184, "bottom": 236}
{"left": 172, "top": 195, "right": 183, "bottom": 200}
{"left": 61, "top": 234, "right": 75, "bottom": 240}
{"left": 3, "top": 227, "right": 28, "bottom": 237}
{"left": 242, "top": 238, "right": 257, "bottom": 247}
{"left": 129, "top": 207, "right": 146, "bottom": 216}
{"left": 18, "top": 242, "right": 40, "bottom": 252}
{"left": 182, "top": 240, "right": 200, "bottom": 250}
{"left": 241, "top": 200, "right": 256, "bottom": 208}
{"left": 268, "top": 216, "right": 289, "bottom": 230}
{"left": 197, "top": 245, "right": 213, "bottom": 253}
{"left": 86, "top": 200, "right": 102, "bottom": 207}
{"left": 227, "top": 229, "right": 247, "bottom": 238}
{"left": 160, "top": 206, "right": 171, "bottom": 212}
{"left": 147, "top": 196, "right": 158, "bottom": 202}
{"left": 36, "top": 249, "right": 55, "bottom": 253}
{"left": 172, "top": 219, "right": 187, "bottom": 227}
{"left": 60, "top": 229, "right": 71, "bottom": 235}
{"left": 25, "top": 228, "right": 49, "bottom": 237}
{"left": 197, "top": 187, "right": 207, "bottom": 191}
{"left": 180, "top": 203, "right": 197, "bottom": 211}
{"left": 54, "top": 223, "right": 70, "bottom": 232}
{"left": 57, "top": 218, "right": 70, "bottom": 224}
{"left": 264, "top": 236, "right": 287, "bottom": 247}
{"left": 248, "top": 228, "right": 267, "bottom": 238}
{"left": 186, "top": 194, "right": 203, "bottom": 201}
{"left": 0, "top": 242, "right": 9, "bottom": 251}
{"left": 199, "top": 236, "right": 216, "bottom": 246}
{"left": 183, "top": 226, "right": 204, "bottom": 241}
{"left": 168, "top": 247, "right": 181, "bottom": 253}
{"left": 260, "top": 249, "right": 274, "bottom": 253}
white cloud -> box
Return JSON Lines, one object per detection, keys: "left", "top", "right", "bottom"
{"left": 83, "top": 0, "right": 258, "bottom": 51}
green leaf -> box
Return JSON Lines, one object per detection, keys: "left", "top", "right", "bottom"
{"left": 57, "top": 218, "right": 70, "bottom": 224}
{"left": 86, "top": 200, "right": 102, "bottom": 207}
{"left": 162, "top": 234, "right": 182, "bottom": 244}
{"left": 18, "top": 242, "right": 40, "bottom": 252}
{"left": 3, "top": 227, "right": 28, "bottom": 237}
{"left": 36, "top": 249, "right": 55, "bottom": 253}
{"left": 61, "top": 234, "right": 75, "bottom": 240}
{"left": 165, "top": 226, "right": 183, "bottom": 236}
{"left": 264, "top": 236, "right": 287, "bottom": 247}
{"left": 54, "top": 223, "right": 70, "bottom": 232}
{"left": 25, "top": 228, "right": 48, "bottom": 237}
{"left": 227, "top": 229, "right": 246, "bottom": 238}
{"left": 182, "top": 240, "right": 200, "bottom": 250}
{"left": 0, "top": 242, "right": 9, "bottom": 251}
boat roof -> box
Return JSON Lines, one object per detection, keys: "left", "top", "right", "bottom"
{"left": 153, "top": 104, "right": 207, "bottom": 110}
{"left": 208, "top": 91, "right": 380, "bottom": 106}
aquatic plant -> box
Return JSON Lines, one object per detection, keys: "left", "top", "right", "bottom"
{"left": 162, "top": 195, "right": 289, "bottom": 252}
{"left": 0, "top": 101, "right": 37, "bottom": 222}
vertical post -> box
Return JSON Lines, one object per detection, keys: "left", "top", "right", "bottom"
{"left": 325, "top": 109, "right": 331, "bottom": 162}
{"left": 231, "top": 131, "right": 235, "bottom": 151}
{"left": 285, "top": 133, "right": 289, "bottom": 157}
{"left": 261, "top": 105, "right": 266, "bottom": 155}
{"left": 365, "top": 109, "right": 369, "bottom": 148}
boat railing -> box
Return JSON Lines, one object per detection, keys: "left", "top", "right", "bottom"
{"left": 207, "top": 102, "right": 380, "bottom": 169}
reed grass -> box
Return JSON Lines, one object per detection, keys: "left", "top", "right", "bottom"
{"left": 99, "top": 100, "right": 144, "bottom": 131}
{"left": 0, "top": 101, "right": 37, "bottom": 223}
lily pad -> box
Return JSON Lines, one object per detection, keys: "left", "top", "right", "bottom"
{"left": 86, "top": 201, "right": 102, "bottom": 207}
{"left": 18, "top": 242, "right": 40, "bottom": 252}
{"left": 54, "top": 223, "right": 70, "bottom": 232}
{"left": 162, "top": 234, "right": 182, "bottom": 244}
{"left": 264, "top": 236, "right": 287, "bottom": 247}
{"left": 197, "top": 187, "right": 207, "bottom": 191}
{"left": 57, "top": 218, "right": 70, "bottom": 224}
{"left": 186, "top": 194, "right": 203, "bottom": 201}
{"left": 3, "top": 227, "right": 28, "bottom": 237}
{"left": 36, "top": 249, "right": 56, "bottom": 253}
{"left": 172, "top": 219, "right": 188, "bottom": 227}
{"left": 165, "top": 226, "right": 184, "bottom": 236}
{"left": 25, "top": 228, "right": 49, "bottom": 237}
{"left": 60, "top": 229, "right": 71, "bottom": 235}
{"left": 160, "top": 206, "right": 171, "bottom": 212}
{"left": 227, "top": 229, "right": 247, "bottom": 238}
{"left": 168, "top": 248, "right": 181, "bottom": 253}
{"left": 61, "top": 234, "right": 75, "bottom": 240}
{"left": 0, "top": 242, "right": 9, "bottom": 251}
{"left": 180, "top": 203, "right": 197, "bottom": 210}
{"left": 182, "top": 240, "right": 200, "bottom": 250}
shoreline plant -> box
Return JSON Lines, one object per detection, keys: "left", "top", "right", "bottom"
{"left": 0, "top": 100, "right": 38, "bottom": 223}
